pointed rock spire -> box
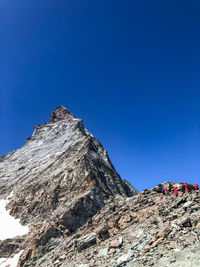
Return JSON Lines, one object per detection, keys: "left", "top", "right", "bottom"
{"left": 49, "top": 106, "right": 74, "bottom": 123}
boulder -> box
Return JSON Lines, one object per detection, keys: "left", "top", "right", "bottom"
{"left": 75, "top": 233, "right": 97, "bottom": 252}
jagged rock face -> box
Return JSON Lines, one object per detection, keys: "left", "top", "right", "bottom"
{"left": 49, "top": 106, "right": 74, "bottom": 123}
{"left": 0, "top": 107, "right": 134, "bottom": 222}
{"left": 123, "top": 179, "right": 139, "bottom": 196}
{"left": 0, "top": 106, "right": 137, "bottom": 266}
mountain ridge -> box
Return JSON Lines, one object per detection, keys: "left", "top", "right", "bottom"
{"left": 0, "top": 106, "right": 138, "bottom": 266}
{"left": 1, "top": 107, "right": 199, "bottom": 267}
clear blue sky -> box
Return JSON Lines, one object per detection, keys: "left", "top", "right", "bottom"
{"left": 1, "top": 0, "right": 200, "bottom": 191}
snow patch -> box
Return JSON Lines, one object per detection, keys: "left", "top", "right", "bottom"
{"left": 0, "top": 250, "right": 23, "bottom": 267}
{"left": 0, "top": 192, "right": 29, "bottom": 240}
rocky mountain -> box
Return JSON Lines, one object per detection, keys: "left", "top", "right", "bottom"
{"left": 0, "top": 106, "right": 137, "bottom": 266}
{"left": 0, "top": 107, "right": 200, "bottom": 267}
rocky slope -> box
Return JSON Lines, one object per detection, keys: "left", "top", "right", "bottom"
{"left": 0, "top": 106, "right": 137, "bottom": 266}
{"left": 21, "top": 182, "right": 199, "bottom": 267}
{"left": 1, "top": 107, "right": 199, "bottom": 267}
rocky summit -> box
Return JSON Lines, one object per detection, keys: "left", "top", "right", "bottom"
{"left": 0, "top": 106, "right": 199, "bottom": 267}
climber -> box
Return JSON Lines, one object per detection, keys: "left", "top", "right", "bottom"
{"left": 181, "top": 183, "right": 186, "bottom": 196}
{"left": 165, "top": 189, "right": 169, "bottom": 195}
{"left": 174, "top": 187, "right": 178, "bottom": 197}
{"left": 194, "top": 183, "right": 199, "bottom": 190}
{"left": 183, "top": 182, "right": 188, "bottom": 194}
{"left": 161, "top": 187, "right": 165, "bottom": 195}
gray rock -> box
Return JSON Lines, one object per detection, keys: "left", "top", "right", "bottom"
{"left": 131, "top": 237, "right": 150, "bottom": 251}
{"left": 75, "top": 233, "right": 97, "bottom": 252}
{"left": 116, "top": 250, "right": 134, "bottom": 266}
{"left": 180, "top": 217, "right": 192, "bottom": 227}
{"left": 98, "top": 248, "right": 109, "bottom": 258}
{"left": 131, "top": 229, "right": 143, "bottom": 238}
{"left": 155, "top": 246, "right": 200, "bottom": 267}
{"left": 182, "top": 201, "right": 194, "bottom": 209}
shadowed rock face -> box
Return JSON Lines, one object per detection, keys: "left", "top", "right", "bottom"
{"left": 0, "top": 106, "right": 138, "bottom": 266}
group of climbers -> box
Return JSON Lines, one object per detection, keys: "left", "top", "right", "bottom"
{"left": 161, "top": 182, "right": 199, "bottom": 197}
{"left": 175, "top": 182, "right": 199, "bottom": 197}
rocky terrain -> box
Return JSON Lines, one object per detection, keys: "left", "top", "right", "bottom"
{"left": 0, "top": 106, "right": 200, "bottom": 267}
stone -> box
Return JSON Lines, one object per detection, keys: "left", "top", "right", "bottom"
{"left": 180, "top": 217, "right": 192, "bottom": 227}
{"left": 157, "top": 226, "right": 171, "bottom": 238}
{"left": 171, "top": 198, "right": 186, "bottom": 209}
{"left": 96, "top": 224, "right": 110, "bottom": 241}
{"left": 169, "top": 241, "right": 176, "bottom": 249}
{"left": 118, "top": 214, "right": 132, "bottom": 229}
{"left": 109, "top": 238, "right": 123, "bottom": 249}
{"left": 108, "top": 248, "right": 116, "bottom": 255}
{"left": 75, "top": 233, "right": 97, "bottom": 252}
{"left": 137, "top": 238, "right": 151, "bottom": 251}
{"left": 98, "top": 248, "right": 108, "bottom": 258}
{"left": 116, "top": 250, "right": 134, "bottom": 265}
{"left": 182, "top": 201, "right": 194, "bottom": 209}
{"left": 131, "top": 229, "right": 143, "bottom": 238}
{"left": 119, "top": 236, "right": 123, "bottom": 244}
{"left": 0, "top": 237, "right": 25, "bottom": 258}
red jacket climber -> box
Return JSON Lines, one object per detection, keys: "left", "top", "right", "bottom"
{"left": 174, "top": 188, "right": 178, "bottom": 197}
{"left": 194, "top": 183, "right": 199, "bottom": 190}
{"left": 183, "top": 182, "right": 188, "bottom": 193}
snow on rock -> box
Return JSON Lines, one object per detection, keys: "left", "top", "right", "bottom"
{"left": 0, "top": 250, "right": 23, "bottom": 267}
{"left": 0, "top": 192, "right": 29, "bottom": 240}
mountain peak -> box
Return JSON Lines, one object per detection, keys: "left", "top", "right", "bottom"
{"left": 49, "top": 106, "right": 74, "bottom": 123}
{"left": 0, "top": 107, "right": 139, "bottom": 267}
